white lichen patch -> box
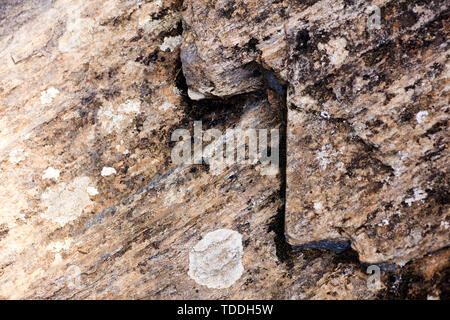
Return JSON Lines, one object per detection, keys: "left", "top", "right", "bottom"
{"left": 58, "top": 12, "right": 95, "bottom": 53}
{"left": 97, "top": 100, "right": 142, "bottom": 134}
{"left": 41, "top": 177, "right": 92, "bottom": 226}
{"left": 172, "top": 85, "right": 182, "bottom": 96}
{"left": 316, "top": 144, "right": 334, "bottom": 170}
{"left": 188, "top": 229, "right": 244, "bottom": 289}
{"left": 318, "top": 38, "right": 348, "bottom": 66}
{"left": 163, "top": 188, "right": 186, "bottom": 206}
{"left": 297, "top": 95, "right": 317, "bottom": 108}
{"left": 416, "top": 111, "right": 429, "bottom": 124}
{"left": 8, "top": 149, "right": 27, "bottom": 164}
{"left": 40, "top": 87, "right": 60, "bottom": 104}
{"left": 52, "top": 253, "right": 63, "bottom": 265}
{"left": 159, "top": 35, "right": 182, "bottom": 52}
{"left": 405, "top": 188, "right": 428, "bottom": 207}
{"left": 313, "top": 201, "right": 323, "bottom": 212}
{"left": 86, "top": 186, "right": 99, "bottom": 196}
{"left": 118, "top": 99, "right": 141, "bottom": 113}
{"left": 101, "top": 167, "right": 117, "bottom": 177}
{"left": 42, "top": 167, "right": 60, "bottom": 180}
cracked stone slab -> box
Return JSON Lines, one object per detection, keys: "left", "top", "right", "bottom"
{"left": 180, "top": 0, "right": 449, "bottom": 265}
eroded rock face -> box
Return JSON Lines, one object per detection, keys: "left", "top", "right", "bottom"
{"left": 180, "top": 0, "right": 449, "bottom": 265}
{"left": 0, "top": 0, "right": 448, "bottom": 300}
{"left": 285, "top": 0, "right": 449, "bottom": 265}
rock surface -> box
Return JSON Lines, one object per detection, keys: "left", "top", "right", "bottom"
{"left": 0, "top": 0, "right": 448, "bottom": 299}
{"left": 180, "top": 0, "right": 449, "bottom": 264}
{"left": 285, "top": 0, "right": 449, "bottom": 265}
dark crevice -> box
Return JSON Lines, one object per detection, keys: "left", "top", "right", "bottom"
{"left": 332, "top": 247, "right": 360, "bottom": 265}
{"left": 293, "top": 240, "right": 351, "bottom": 253}
{"left": 260, "top": 66, "right": 294, "bottom": 269}
{"left": 174, "top": 61, "right": 261, "bottom": 130}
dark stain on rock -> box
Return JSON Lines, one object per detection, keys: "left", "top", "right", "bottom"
{"left": 295, "top": 239, "right": 351, "bottom": 253}
{"left": 294, "top": 0, "right": 321, "bottom": 9}
{"left": 423, "top": 120, "right": 447, "bottom": 137}
{"left": 133, "top": 114, "right": 146, "bottom": 134}
{"left": 0, "top": 224, "right": 9, "bottom": 241}
{"left": 139, "top": 80, "right": 153, "bottom": 98}
{"left": 101, "top": 87, "right": 121, "bottom": 100}
{"left": 332, "top": 247, "right": 360, "bottom": 265}
{"left": 247, "top": 37, "right": 259, "bottom": 52}
{"left": 158, "top": 20, "right": 183, "bottom": 40}
{"left": 107, "top": 66, "right": 119, "bottom": 79}
{"left": 220, "top": 7, "right": 235, "bottom": 19}
{"left": 150, "top": 8, "right": 170, "bottom": 20}
{"left": 135, "top": 50, "right": 161, "bottom": 66}
{"left": 294, "top": 29, "right": 310, "bottom": 52}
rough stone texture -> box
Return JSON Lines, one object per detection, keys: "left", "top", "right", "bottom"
{"left": 0, "top": 0, "right": 448, "bottom": 300}
{"left": 180, "top": 0, "right": 449, "bottom": 265}
{"left": 285, "top": 0, "right": 450, "bottom": 265}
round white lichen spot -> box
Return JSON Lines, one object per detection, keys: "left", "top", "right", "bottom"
{"left": 313, "top": 201, "right": 323, "bottom": 212}
{"left": 40, "top": 87, "right": 60, "bottom": 104}
{"left": 416, "top": 110, "right": 429, "bottom": 124}
{"left": 42, "top": 167, "right": 60, "bottom": 180}
{"left": 86, "top": 186, "right": 99, "bottom": 196}
{"left": 101, "top": 167, "right": 116, "bottom": 177}
{"left": 188, "top": 229, "right": 244, "bottom": 289}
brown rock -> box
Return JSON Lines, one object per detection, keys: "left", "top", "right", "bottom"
{"left": 0, "top": 0, "right": 447, "bottom": 300}
{"left": 180, "top": 0, "right": 449, "bottom": 264}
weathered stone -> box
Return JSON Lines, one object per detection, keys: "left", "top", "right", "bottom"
{"left": 285, "top": 0, "right": 449, "bottom": 264}
{"left": 0, "top": 0, "right": 448, "bottom": 300}
{"left": 180, "top": 0, "right": 449, "bottom": 265}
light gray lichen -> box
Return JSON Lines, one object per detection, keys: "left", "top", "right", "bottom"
{"left": 188, "top": 229, "right": 244, "bottom": 289}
